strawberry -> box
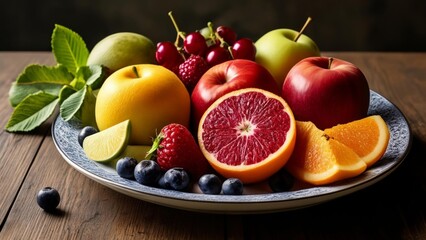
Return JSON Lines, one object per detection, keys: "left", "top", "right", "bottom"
{"left": 146, "top": 123, "right": 210, "bottom": 178}
{"left": 178, "top": 55, "right": 209, "bottom": 93}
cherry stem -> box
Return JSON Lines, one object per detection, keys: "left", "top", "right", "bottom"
{"left": 132, "top": 66, "right": 140, "bottom": 78}
{"left": 294, "top": 17, "right": 312, "bottom": 42}
{"left": 328, "top": 57, "right": 334, "bottom": 69}
{"left": 168, "top": 11, "right": 186, "bottom": 46}
{"left": 207, "top": 22, "right": 215, "bottom": 38}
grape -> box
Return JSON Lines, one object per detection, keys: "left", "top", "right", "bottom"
{"left": 205, "top": 46, "right": 231, "bottom": 67}
{"left": 216, "top": 26, "right": 237, "bottom": 45}
{"left": 184, "top": 32, "right": 208, "bottom": 56}
{"left": 231, "top": 38, "right": 256, "bottom": 61}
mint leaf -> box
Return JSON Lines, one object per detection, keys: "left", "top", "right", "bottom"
{"left": 9, "top": 64, "right": 73, "bottom": 107}
{"left": 59, "top": 85, "right": 97, "bottom": 127}
{"left": 58, "top": 85, "right": 76, "bottom": 104}
{"left": 79, "top": 65, "right": 108, "bottom": 90}
{"left": 60, "top": 86, "right": 87, "bottom": 121}
{"left": 6, "top": 92, "right": 59, "bottom": 132}
{"left": 79, "top": 86, "right": 97, "bottom": 127}
{"left": 51, "top": 24, "right": 89, "bottom": 74}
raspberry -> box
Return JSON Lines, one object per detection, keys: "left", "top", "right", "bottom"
{"left": 178, "top": 55, "right": 209, "bottom": 93}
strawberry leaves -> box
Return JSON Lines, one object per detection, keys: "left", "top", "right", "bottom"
{"left": 6, "top": 24, "right": 107, "bottom": 132}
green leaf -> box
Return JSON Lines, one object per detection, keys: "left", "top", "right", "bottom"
{"left": 79, "top": 86, "right": 97, "bottom": 127}
{"left": 51, "top": 24, "right": 89, "bottom": 74}
{"left": 79, "top": 65, "right": 108, "bottom": 90}
{"left": 60, "top": 86, "right": 87, "bottom": 121}
{"left": 5, "top": 92, "right": 59, "bottom": 132}
{"left": 58, "top": 85, "right": 77, "bottom": 104}
{"left": 70, "top": 75, "right": 87, "bottom": 90}
{"left": 9, "top": 64, "right": 73, "bottom": 107}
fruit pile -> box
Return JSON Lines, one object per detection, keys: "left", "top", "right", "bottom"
{"left": 156, "top": 12, "right": 257, "bottom": 93}
{"left": 7, "top": 12, "right": 391, "bottom": 195}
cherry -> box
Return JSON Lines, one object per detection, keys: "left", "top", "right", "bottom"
{"left": 156, "top": 41, "right": 184, "bottom": 67}
{"left": 216, "top": 26, "right": 237, "bottom": 45}
{"left": 205, "top": 46, "right": 231, "bottom": 67}
{"left": 231, "top": 38, "right": 256, "bottom": 61}
{"left": 184, "top": 32, "right": 208, "bottom": 56}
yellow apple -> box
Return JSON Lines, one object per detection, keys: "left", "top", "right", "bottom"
{"left": 95, "top": 64, "right": 190, "bottom": 145}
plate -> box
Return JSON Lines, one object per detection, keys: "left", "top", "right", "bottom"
{"left": 52, "top": 91, "right": 411, "bottom": 214}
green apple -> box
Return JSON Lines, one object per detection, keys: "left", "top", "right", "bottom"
{"left": 87, "top": 32, "right": 156, "bottom": 73}
{"left": 255, "top": 28, "right": 320, "bottom": 87}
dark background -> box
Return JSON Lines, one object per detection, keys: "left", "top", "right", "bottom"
{"left": 1, "top": 0, "right": 425, "bottom": 52}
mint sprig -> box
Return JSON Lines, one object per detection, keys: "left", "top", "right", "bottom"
{"left": 6, "top": 24, "right": 107, "bottom": 132}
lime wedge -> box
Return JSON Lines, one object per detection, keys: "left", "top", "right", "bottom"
{"left": 83, "top": 119, "right": 131, "bottom": 162}
{"left": 108, "top": 145, "right": 152, "bottom": 167}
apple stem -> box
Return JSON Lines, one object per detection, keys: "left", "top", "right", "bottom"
{"left": 168, "top": 11, "right": 186, "bottom": 46}
{"left": 328, "top": 57, "right": 333, "bottom": 69}
{"left": 293, "top": 17, "right": 312, "bottom": 42}
{"left": 132, "top": 66, "right": 140, "bottom": 78}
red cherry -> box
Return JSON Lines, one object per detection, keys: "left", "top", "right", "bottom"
{"left": 231, "top": 38, "right": 256, "bottom": 61}
{"left": 205, "top": 46, "right": 232, "bottom": 67}
{"left": 156, "top": 41, "right": 183, "bottom": 66}
{"left": 184, "top": 32, "right": 208, "bottom": 56}
{"left": 216, "top": 26, "right": 237, "bottom": 45}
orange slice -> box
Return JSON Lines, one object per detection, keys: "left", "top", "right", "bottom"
{"left": 324, "top": 115, "right": 390, "bottom": 167}
{"left": 285, "top": 121, "right": 367, "bottom": 185}
{"left": 198, "top": 88, "right": 296, "bottom": 184}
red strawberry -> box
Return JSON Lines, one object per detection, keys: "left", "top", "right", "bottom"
{"left": 146, "top": 123, "right": 210, "bottom": 178}
{"left": 178, "top": 55, "right": 209, "bottom": 93}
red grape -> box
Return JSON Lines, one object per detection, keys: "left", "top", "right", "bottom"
{"left": 231, "top": 38, "right": 256, "bottom": 61}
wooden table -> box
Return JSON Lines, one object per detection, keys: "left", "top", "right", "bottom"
{"left": 1, "top": 52, "right": 425, "bottom": 239}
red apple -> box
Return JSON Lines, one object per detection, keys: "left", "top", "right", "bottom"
{"left": 282, "top": 56, "right": 370, "bottom": 129}
{"left": 191, "top": 59, "right": 280, "bottom": 129}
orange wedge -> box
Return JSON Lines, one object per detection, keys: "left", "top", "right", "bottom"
{"left": 324, "top": 115, "right": 390, "bottom": 167}
{"left": 285, "top": 121, "right": 367, "bottom": 185}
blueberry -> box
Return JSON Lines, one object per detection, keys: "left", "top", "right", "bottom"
{"left": 134, "top": 160, "right": 162, "bottom": 186}
{"left": 198, "top": 174, "right": 222, "bottom": 194}
{"left": 78, "top": 126, "right": 98, "bottom": 146}
{"left": 116, "top": 157, "right": 138, "bottom": 179}
{"left": 268, "top": 168, "right": 294, "bottom": 193}
{"left": 158, "top": 168, "right": 190, "bottom": 191}
{"left": 36, "top": 187, "right": 60, "bottom": 212}
{"left": 222, "top": 178, "right": 243, "bottom": 195}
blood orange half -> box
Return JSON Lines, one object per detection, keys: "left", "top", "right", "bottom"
{"left": 197, "top": 88, "right": 296, "bottom": 184}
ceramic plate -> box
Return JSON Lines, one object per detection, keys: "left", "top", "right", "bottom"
{"left": 52, "top": 91, "right": 411, "bottom": 214}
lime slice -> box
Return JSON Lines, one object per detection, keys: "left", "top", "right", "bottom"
{"left": 83, "top": 119, "right": 131, "bottom": 162}
{"left": 108, "top": 145, "right": 152, "bottom": 167}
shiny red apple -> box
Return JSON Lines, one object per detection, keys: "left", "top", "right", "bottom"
{"left": 191, "top": 59, "right": 280, "bottom": 129}
{"left": 282, "top": 56, "right": 370, "bottom": 129}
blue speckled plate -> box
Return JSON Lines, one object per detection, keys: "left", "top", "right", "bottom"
{"left": 52, "top": 91, "right": 411, "bottom": 214}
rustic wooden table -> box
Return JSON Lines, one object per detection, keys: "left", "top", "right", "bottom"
{"left": 1, "top": 52, "right": 425, "bottom": 239}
